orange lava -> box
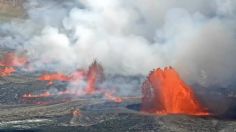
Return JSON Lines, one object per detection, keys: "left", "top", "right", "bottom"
{"left": 38, "top": 73, "right": 70, "bottom": 84}
{"left": 38, "top": 61, "right": 104, "bottom": 91}
{"left": 23, "top": 61, "right": 124, "bottom": 104}
{"left": 0, "top": 52, "right": 28, "bottom": 77}
{"left": 23, "top": 91, "right": 52, "bottom": 98}
{"left": 38, "top": 70, "right": 86, "bottom": 85}
{"left": 104, "top": 92, "right": 123, "bottom": 103}
{"left": 0, "top": 52, "right": 27, "bottom": 67}
{"left": 25, "top": 61, "right": 104, "bottom": 97}
{"left": 69, "top": 70, "right": 86, "bottom": 81}
{"left": 141, "top": 66, "right": 209, "bottom": 116}
{"left": 0, "top": 67, "right": 16, "bottom": 76}
{"left": 22, "top": 90, "right": 78, "bottom": 99}
{"left": 85, "top": 61, "right": 104, "bottom": 94}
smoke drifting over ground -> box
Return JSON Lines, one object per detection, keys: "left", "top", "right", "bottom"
{"left": 1, "top": 0, "right": 236, "bottom": 88}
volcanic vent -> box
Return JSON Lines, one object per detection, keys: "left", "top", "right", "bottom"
{"left": 141, "top": 66, "right": 209, "bottom": 115}
{"left": 21, "top": 60, "right": 123, "bottom": 104}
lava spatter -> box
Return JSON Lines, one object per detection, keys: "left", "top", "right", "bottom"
{"left": 0, "top": 52, "right": 27, "bottom": 67}
{"left": 85, "top": 60, "right": 104, "bottom": 94}
{"left": 142, "top": 66, "right": 209, "bottom": 116}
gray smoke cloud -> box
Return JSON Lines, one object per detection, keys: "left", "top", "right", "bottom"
{"left": 1, "top": 0, "right": 236, "bottom": 88}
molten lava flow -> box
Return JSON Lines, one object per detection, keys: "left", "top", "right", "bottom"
{"left": 104, "top": 92, "right": 123, "bottom": 103}
{"left": 85, "top": 61, "right": 104, "bottom": 94}
{"left": 38, "top": 61, "right": 104, "bottom": 92}
{"left": 23, "top": 91, "right": 52, "bottom": 98}
{"left": 0, "top": 52, "right": 28, "bottom": 77}
{"left": 0, "top": 67, "right": 16, "bottom": 76}
{"left": 69, "top": 69, "right": 86, "bottom": 81}
{"left": 38, "top": 73, "right": 70, "bottom": 85}
{"left": 142, "top": 66, "right": 209, "bottom": 115}
{"left": 22, "top": 61, "right": 124, "bottom": 104}
{"left": 0, "top": 52, "right": 27, "bottom": 67}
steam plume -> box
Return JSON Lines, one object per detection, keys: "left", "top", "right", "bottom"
{"left": 1, "top": 0, "right": 236, "bottom": 88}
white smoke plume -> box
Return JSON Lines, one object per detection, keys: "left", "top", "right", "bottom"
{"left": 1, "top": 0, "right": 236, "bottom": 88}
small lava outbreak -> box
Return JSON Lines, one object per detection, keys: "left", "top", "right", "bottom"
{"left": 0, "top": 52, "right": 27, "bottom": 76}
{"left": 141, "top": 66, "right": 209, "bottom": 116}
{"left": 85, "top": 61, "right": 105, "bottom": 94}
{"left": 22, "top": 60, "right": 123, "bottom": 104}
{"left": 38, "top": 61, "right": 104, "bottom": 90}
{"left": 38, "top": 73, "right": 71, "bottom": 85}
{"left": 0, "top": 67, "right": 16, "bottom": 76}
{"left": 0, "top": 52, "right": 27, "bottom": 67}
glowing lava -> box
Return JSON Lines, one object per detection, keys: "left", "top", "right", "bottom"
{"left": 104, "top": 92, "right": 123, "bottom": 103}
{"left": 38, "top": 61, "right": 104, "bottom": 89}
{"left": 0, "top": 52, "right": 28, "bottom": 77}
{"left": 38, "top": 73, "right": 70, "bottom": 85}
{"left": 22, "top": 61, "right": 123, "bottom": 104}
{"left": 70, "top": 70, "right": 86, "bottom": 81}
{"left": 85, "top": 61, "right": 104, "bottom": 94}
{"left": 0, "top": 67, "right": 16, "bottom": 76}
{"left": 141, "top": 66, "right": 209, "bottom": 115}
{"left": 23, "top": 91, "right": 52, "bottom": 98}
{"left": 0, "top": 52, "right": 27, "bottom": 67}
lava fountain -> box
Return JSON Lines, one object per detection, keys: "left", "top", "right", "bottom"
{"left": 22, "top": 61, "right": 123, "bottom": 104}
{"left": 85, "top": 60, "right": 104, "bottom": 94}
{"left": 141, "top": 66, "right": 209, "bottom": 116}
{"left": 0, "top": 52, "right": 27, "bottom": 67}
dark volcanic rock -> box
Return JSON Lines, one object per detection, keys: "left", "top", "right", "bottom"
{"left": 0, "top": 58, "right": 235, "bottom": 131}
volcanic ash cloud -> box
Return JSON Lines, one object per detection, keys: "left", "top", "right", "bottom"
{"left": 1, "top": 0, "right": 236, "bottom": 88}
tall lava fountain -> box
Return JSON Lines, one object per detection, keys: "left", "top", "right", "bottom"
{"left": 141, "top": 66, "right": 209, "bottom": 115}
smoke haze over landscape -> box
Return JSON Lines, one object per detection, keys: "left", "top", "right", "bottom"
{"left": 0, "top": 0, "right": 236, "bottom": 88}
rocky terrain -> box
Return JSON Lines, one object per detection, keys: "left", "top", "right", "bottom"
{"left": 1, "top": 1, "right": 236, "bottom": 132}
{"left": 0, "top": 63, "right": 235, "bottom": 132}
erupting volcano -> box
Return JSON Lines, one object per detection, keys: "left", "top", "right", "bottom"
{"left": 22, "top": 61, "right": 123, "bottom": 104}
{"left": 0, "top": 52, "right": 27, "bottom": 76}
{"left": 141, "top": 66, "right": 209, "bottom": 116}
{"left": 0, "top": 67, "right": 16, "bottom": 76}
{"left": 38, "top": 73, "right": 71, "bottom": 85}
{"left": 0, "top": 52, "right": 27, "bottom": 67}
{"left": 38, "top": 60, "right": 104, "bottom": 89}
{"left": 85, "top": 61, "right": 104, "bottom": 94}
